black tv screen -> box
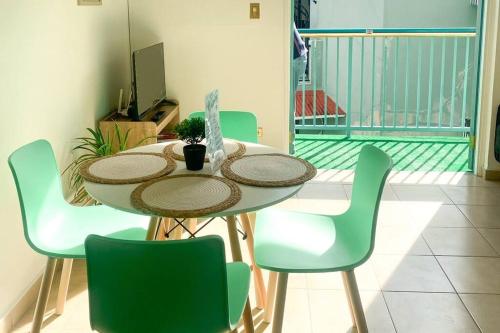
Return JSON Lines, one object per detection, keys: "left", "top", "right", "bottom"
{"left": 132, "top": 43, "right": 166, "bottom": 120}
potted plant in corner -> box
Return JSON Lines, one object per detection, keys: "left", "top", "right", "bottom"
{"left": 174, "top": 117, "right": 206, "bottom": 170}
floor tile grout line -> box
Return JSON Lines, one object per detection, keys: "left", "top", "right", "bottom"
{"left": 420, "top": 229, "right": 437, "bottom": 257}
{"left": 421, "top": 229, "right": 482, "bottom": 332}
{"left": 450, "top": 202, "right": 476, "bottom": 228}
{"left": 421, "top": 223, "right": 500, "bottom": 258}
{"left": 434, "top": 255, "right": 483, "bottom": 333}
{"left": 457, "top": 294, "right": 484, "bottom": 333}
{"left": 380, "top": 291, "right": 399, "bottom": 333}
{"left": 451, "top": 202, "right": 500, "bottom": 257}
{"left": 473, "top": 226, "right": 500, "bottom": 256}
{"left": 438, "top": 184, "right": 460, "bottom": 205}
{"left": 304, "top": 276, "right": 315, "bottom": 333}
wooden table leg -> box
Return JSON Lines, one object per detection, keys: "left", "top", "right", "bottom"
{"left": 146, "top": 217, "right": 161, "bottom": 240}
{"left": 247, "top": 212, "right": 257, "bottom": 230}
{"left": 226, "top": 215, "right": 255, "bottom": 333}
{"left": 155, "top": 218, "right": 167, "bottom": 240}
{"left": 240, "top": 213, "right": 267, "bottom": 309}
{"left": 170, "top": 218, "right": 183, "bottom": 240}
{"left": 157, "top": 218, "right": 185, "bottom": 241}
{"left": 187, "top": 218, "right": 198, "bottom": 235}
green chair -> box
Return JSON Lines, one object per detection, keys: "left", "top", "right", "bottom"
{"left": 8, "top": 140, "right": 150, "bottom": 333}
{"left": 254, "top": 145, "right": 393, "bottom": 333}
{"left": 85, "top": 234, "right": 250, "bottom": 333}
{"left": 189, "top": 111, "right": 258, "bottom": 143}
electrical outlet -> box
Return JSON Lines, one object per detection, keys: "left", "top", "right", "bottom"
{"left": 78, "top": 0, "right": 102, "bottom": 6}
{"left": 250, "top": 3, "right": 260, "bottom": 19}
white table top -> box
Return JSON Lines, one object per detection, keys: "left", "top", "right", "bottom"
{"left": 84, "top": 141, "right": 303, "bottom": 218}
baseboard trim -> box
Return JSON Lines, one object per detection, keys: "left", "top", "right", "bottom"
{"left": 0, "top": 275, "right": 42, "bottom": 333}
{"left": 484, "top": 169, "right": 500, "bottom": 180}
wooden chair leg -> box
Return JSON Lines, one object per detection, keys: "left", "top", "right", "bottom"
{"left": 264, "top": 271, "right": 279, "bottom": 323}
{"left": 55, "top": 258, "right": 73, "bottom": 315}
{"left": 341, "top": 270, "right": 356, "bottom": 327}
{"left": 146, "top": 217, "right": 161, "bottom": 240}
{"left": 341, "top": 270, "right": 368, "bottom": 333}
{"left": 272, "top": 272, "right": 289, "bottom": 333}
{"left": 240, "top": 213, "right": 267, "bottom": 309}
{"left": 155, "top": 218, "right": 167, "bottom": 240}
{"left": 31, "top": 257, "right": 57, "bottom": 333}
{"left": 226, "top": 215, "right": 255, "bottom": 333}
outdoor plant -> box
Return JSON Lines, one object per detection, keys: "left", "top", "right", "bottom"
{"left": 63, "top": 124, "right": 135, "bottom": 205}
{"left": 173, "top": 117, "right": 205, "bottom": 144}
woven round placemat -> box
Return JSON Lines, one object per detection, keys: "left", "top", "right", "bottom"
{"left": 163, "top": 140, "right": 246, "bottom": 162}
{"left": 80, "top": 153, "right": 176, "bottom": 184}
{"left": 131, "top": 174, "right": 241, "bottom": 218}
{"left": 221, "top": 154, "right": 317, "bottom": 187}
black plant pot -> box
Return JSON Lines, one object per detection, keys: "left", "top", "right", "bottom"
{"left": 183, "top": 144, "right": 206, "bottom": 171}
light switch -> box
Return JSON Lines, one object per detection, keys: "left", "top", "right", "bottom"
{"left": 78, "top": 0, "right": 102, "bottom": 5}
{"left": 250, "top": 3, "right": 260, "bottom": 19}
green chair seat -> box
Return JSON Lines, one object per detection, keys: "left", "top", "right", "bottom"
{"left": 85, "top": 235, "right": 251, "bottom": 333}
{"left": 254, "top": 209, "right": 367, "bottom": 273}
{"left": 31, "top": 204, "right": 149, "bottom": 258}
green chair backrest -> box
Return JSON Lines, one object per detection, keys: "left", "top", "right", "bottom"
{"left": 338, "top": 145, "right": 393, "bottom": 264}
{"left": 189, "top": 111, "right": 258, "bottom": 143}
{"left": 85, "top": 235, "right": 232, "bottom": 333}
{"left": 8, "top": 140, "right": 67, "bottom": 255}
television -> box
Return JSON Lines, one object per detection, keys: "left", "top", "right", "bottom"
{"left": 131, "top": 43, "right": 166, "bottom": 120}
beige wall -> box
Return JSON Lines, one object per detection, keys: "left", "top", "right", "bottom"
{"left": 487, "top": 3, "right": 500, "bottom": 170}
{"left": 477, "top": 0, "right": 500, "bottom": 173}
{"left": 129, "top": 0, "right": 291, "bottom": 151}
{"left": 0, "top": 0, "right": 131, "bottom": 321}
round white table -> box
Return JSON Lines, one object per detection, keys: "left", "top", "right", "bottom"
{"left": 84, "top": 141, "right": 302, "bottom": 219}
{"left": 84, "top": 140, "right": 305, "bottom": 333}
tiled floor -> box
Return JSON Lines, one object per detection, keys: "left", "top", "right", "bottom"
{"left": 11, "top": 170, "right": 500, "bottom": 333}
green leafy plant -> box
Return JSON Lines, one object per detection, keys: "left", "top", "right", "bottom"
{"left": 173, "top": 117, "right": 205, "bottom": 145}
{"left": 63, "top": 123, "right": 135, "bottom": 205}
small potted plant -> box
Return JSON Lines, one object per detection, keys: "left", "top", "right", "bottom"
{"left": 173, "top": 117, "right": 206, "bottom": 170}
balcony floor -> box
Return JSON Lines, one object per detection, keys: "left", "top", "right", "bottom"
{"left": 294, "top": 134, "right": 471, "bottom": 172}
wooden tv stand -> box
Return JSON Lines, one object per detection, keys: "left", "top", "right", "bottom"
{"left": 99, "top": 102, "right": 180, "bottom": 151}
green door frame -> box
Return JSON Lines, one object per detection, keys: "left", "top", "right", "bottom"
{"left": 288, "top": 1, "right": 295, "bottom": 154}
{"left": 288, "top": 0, "right": 487, "bottom": 172}
{"left": 469, "top": 0, "right": 487, "bottom": 172}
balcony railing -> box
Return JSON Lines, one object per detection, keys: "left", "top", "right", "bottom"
{"left": 295, "top": 28, "right": 477, "bottom": 134}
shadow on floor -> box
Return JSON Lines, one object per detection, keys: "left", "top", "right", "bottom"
{"left": 294, "top": 135, "right": 471, "bottom": 172}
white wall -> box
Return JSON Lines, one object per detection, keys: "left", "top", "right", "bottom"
{"left": 383, "top": 0, "right": 477, "bottom": 28}
{"left": 479, "top": 0, "right": 500, "bottom": 173}
{"left": 129, "top": 0, "right": 291, "bottom": 151}
{"left": 0, "top": 0, "right": 131, "bottom": 320}
{"left": 311, "top": 0, "right": 384, "bottom": 28}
